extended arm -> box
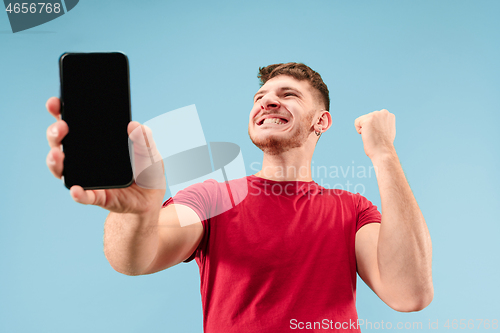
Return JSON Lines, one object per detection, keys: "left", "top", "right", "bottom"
{"left": 45, "top": 96, "right": 203, "bottom": 276}
{"left": 104, "top": 204, "right": 203, "bottom": 276}
{"left": 354, "top": 110, "right": 433, "bottom": 312}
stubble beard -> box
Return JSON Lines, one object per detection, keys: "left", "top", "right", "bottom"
{"left": 249, "top": 112, "right": 314, "bottom": 156}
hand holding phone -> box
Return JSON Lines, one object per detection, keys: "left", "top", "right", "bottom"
{"left": 46, "top": 97, "right": 166, "bottom": 214}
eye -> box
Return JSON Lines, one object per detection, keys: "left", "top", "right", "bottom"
{"left": 254, "top": 96, "right": 262, "bottom": 102}
{"left": 284, "top": 92, "right": 297, "bottom": 97}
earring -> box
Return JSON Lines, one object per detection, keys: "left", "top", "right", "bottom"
{"left": 315, "top": 128, "right": 322, "bottom": 136}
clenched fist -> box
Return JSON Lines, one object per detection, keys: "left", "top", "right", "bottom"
{"left": 354, "top": 109, "right": 396, "bottom": 160}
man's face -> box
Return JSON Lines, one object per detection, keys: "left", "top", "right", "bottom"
{"left": 248, "top": 75, "right": 319, "bottom": 155}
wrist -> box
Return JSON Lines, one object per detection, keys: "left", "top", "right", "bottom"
{"left": 369, "top": 146, "right": 398, "bottom": 165}
{"left": 137, "top": 204, "right": 162, "bottom": 225}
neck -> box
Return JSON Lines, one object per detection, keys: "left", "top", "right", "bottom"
{"left": 254, "top": 146, "right": 314, "bottom": 182}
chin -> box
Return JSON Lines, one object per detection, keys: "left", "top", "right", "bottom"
{"left": 249, "top": 132, "right": 301, "bottom": 155}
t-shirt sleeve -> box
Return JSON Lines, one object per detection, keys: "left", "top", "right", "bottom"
{"left": 354, "top": 193, "right": 382, "bottom": 232}
{"left": 162, "top": 179, "right": 219, "bottom": 222}
{"left": 161, "top": 179, "right": 221, "bottom": 262}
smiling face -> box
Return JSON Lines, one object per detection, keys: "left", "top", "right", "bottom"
{"left": 248, "top": 75, "right": 321, "bottom": 155}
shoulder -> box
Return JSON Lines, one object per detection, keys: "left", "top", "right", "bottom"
{"left": 165, "top": 176, "right": 251, "bottom": 213}
{"left": 172, "top": 178, "right": 229, "bottom": 197}
{"left": 320, "top": 188, "right": 365, "bottom": 204}
{"left": 319, "top": 188, "right": 380, "bottom": 217}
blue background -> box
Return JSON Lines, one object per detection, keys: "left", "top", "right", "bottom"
{"left": 1, "top": 1, "right": 499, "bottom": 332}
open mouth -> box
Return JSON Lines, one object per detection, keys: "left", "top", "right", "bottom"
{"left": 258, "top": 117, "right": 289, "bottom": 126}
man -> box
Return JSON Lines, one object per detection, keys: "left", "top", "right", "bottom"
{"left": 46, "top": 63, "right": 433, "bottom": 332}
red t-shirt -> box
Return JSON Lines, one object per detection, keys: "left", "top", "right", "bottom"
{"left": 163, "top": 175, "right": 381, "bottom": 332}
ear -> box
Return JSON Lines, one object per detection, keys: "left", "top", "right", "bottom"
{"left": 315, "top": 110, "right": 332, "bottom": 133}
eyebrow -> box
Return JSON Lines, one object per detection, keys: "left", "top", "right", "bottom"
{"left": 253, "top": 87, "right": 304, "bottom": 100}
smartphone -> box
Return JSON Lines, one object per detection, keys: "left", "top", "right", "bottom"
{"left": 59, "top": 52, "right": 134, "bottom": 190}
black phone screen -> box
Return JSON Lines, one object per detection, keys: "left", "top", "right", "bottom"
{"left": 59, "top": 52, "right": 134, "bottom": 190}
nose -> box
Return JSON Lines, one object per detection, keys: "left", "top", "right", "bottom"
{"left": 260, "top": 93, "right": 280, "bottom": 110}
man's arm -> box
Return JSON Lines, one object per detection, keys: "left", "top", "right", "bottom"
{"left": 354, "top": 110, "right": 433, "bottom": 312}
{"left": 104, "top": 204, "right": 203, "bottom": 276}
{"left": 45, "top": 96, "right": 203, "bottom": 276}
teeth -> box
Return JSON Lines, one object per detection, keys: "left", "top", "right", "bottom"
{"left": 262, "top": 118, "right": 285, "bottom": 125}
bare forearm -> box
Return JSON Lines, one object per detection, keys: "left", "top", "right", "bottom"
{"left": 372, "top": 149, "right": 433, "bottom": 304}
{"left": 103, "top": 208, "right": 160, "bottom": 276}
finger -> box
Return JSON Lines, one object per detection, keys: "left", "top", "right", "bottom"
{"left": 128, "top": 121, "right": 162, "bottom": 159}
{"left": 128, "top": 121, "right": 156, "bottom": 147}
{"left": 128, "top": 121, "right": 166, "bottom": 190}
{"left": 46, "top": 147, "right": 64, "bottom": 179}
{"left": 127, "top": 120, "right": 141, "bottom": 136}
{"left": 354, "top": 116, "right": 363, "bottom": 134}
{"left": 46, "top": 120, "right": 69, "bottom": 148}
{"left": 46, "top": 97, "right": 61, "bottom": 120}
{"left": 69, "top": 185, "right": 97, "bottom": 205}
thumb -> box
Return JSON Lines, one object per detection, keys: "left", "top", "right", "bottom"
{"left": 127, "top": 121, "right": 166, "bottom": 190}
{"left": 69, "top": 185, "right": 98, "bottom": 205}
{"left": 127, "top": 121, "right": 160, "bottom": 158}
{"left": 127, "top": 120, "right": 141, "bottom": 136}
{"left": 354, "top": 117, "right": 361, "bottom": 134}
